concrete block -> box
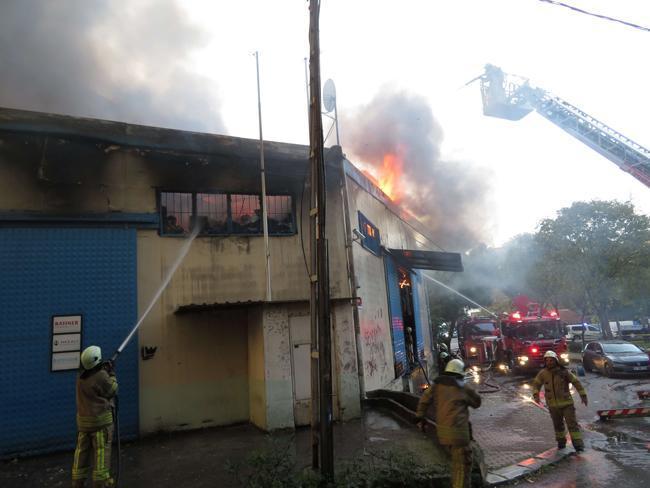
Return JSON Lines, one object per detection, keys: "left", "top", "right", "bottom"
{"left": 485, "top": 472, "right": 509, "bottom": 486}
{"left": 491, "top": 465, "right": 530, "bottom": 480}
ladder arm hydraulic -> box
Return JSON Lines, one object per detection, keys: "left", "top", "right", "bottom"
{"left": 480, "top": 65, "right": 650, "bottom": 188}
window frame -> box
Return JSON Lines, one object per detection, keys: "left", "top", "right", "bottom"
{"left": 158, "top": 189, "right": 296, "bottom": 237}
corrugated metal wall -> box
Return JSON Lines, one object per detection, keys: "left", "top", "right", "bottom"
{"left": 384, "top": 255, "right": 406, "bottom": 377}
{"left": 411, "top": 271, "right": 425, "bottom": 360}
{"left": 0, "top": 227, "right": 138, "bottom": 457}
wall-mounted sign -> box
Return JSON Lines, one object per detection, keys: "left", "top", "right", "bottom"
{"left": 52, "top": 351, "right": 81, "bottom": 371}
{"left": 51, "top": 314, "right": 83, "bottom": 371}
{"left": 52, "top": 315, "right": 82, "bottom": 334}
{"left": 52, "top": 333, "right": 81, "bottom": 352}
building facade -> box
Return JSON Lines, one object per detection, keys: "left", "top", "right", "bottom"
{"left": 0, "top": 108, "right": 456, "bottom": 457}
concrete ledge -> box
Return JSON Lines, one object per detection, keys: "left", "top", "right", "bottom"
{"left": 485, "top": 447, "right": 574, "bottom": 485}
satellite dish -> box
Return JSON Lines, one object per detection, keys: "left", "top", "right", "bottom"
{"left": 323, "top": 79, "right": 336, "bottom": 113}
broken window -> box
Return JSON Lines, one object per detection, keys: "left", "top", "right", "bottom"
{"left": 266, "top": 195, "right": 294, "bottom": 234}
{"left": 160, "top": 192, "right": 192, "bottom": 235}
{"left": 196, "top": 193, "right": 228, "bottom": 234}
{"left": 231, "top": 194, "right": 262, "bottom": 234}
{"left": 159, "top": 191, "right": 295, "bottom": 237}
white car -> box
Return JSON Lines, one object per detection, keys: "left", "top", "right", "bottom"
{"left": 566, "top": 324, "right": 602, "bottom": 342}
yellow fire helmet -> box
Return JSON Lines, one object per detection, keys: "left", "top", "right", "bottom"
{"left": 445, "top": 358, "right": 465, "bottom": 375}
{"left": 80, "top": 345, "right": 102, "bottom": 370}
{"left": 543, "top": 350, "right": 558, "bottom": 360}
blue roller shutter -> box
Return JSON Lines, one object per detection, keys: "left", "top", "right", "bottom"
{"left": 411, "top": 271, "right": 425, "bottom": 361}
{"left": 384, "top": 254, "right": 406, "bottom": 377}
{"left": 0, "top": 227, "right": 138, "bottom": 457}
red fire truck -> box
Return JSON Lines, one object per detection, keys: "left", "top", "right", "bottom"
{"left": 457, "top": 316, "right": 501, "bottom": 369}
{"left": 499, "top": 299, "right": 569, "bottom": 372}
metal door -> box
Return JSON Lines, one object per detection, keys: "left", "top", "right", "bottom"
{"left": 0, "top": 227, "right": 138, "bottom": 457}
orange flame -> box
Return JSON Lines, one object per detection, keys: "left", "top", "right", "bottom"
{"left": 376, "top": 153, "right": 403, "bottom": 201}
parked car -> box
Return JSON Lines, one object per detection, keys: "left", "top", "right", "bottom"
{"left": 566, "top": 324, "right": 602, "bottom": 342}
{"left": 582, "top": 340, "right": 650, "bottom": 376}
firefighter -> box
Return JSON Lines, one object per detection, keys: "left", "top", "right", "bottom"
{"left": 532, "top": 350, "right": 588, "bottom": 452}
{"left": 438, "top": 342, "right": 451, "bottom": 372}
{"left": 415, "top": 358, "right": 482, "bottom": 488}
{"left": 71, "top": 346, "right": 118, "bottom": 488}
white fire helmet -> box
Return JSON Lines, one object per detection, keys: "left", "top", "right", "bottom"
{"left": 544, "top": 350, "right": 558, "bottom": 360}
{"left": 445, "top": 358, "right": 465, "bottom": 375}
{"left": 440, "top": 352, "right": 449, "bottom": 360}
{"left": 81, "top": 345, "right": 102, "bottom": 370}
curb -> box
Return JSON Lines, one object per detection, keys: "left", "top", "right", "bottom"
{"left": 363, "top": 394, "right": 574, "bottom": 486}
{"left": 484, "top": 444, "right": 574, "bottom": 486}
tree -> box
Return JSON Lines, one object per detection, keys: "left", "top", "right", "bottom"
{"left": 535, "top": 201, "right": 650, "bottom": 338}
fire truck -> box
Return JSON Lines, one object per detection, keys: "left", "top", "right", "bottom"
{"left": 457, "top": 316, "right": 501, "bottom": 369}
{"left": 499, "top": 299, "right": 569, "bottom": 373}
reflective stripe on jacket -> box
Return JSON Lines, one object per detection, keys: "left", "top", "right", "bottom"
{"left": 532, "top": 367, "right": 586, "bottom": 408}
{"left": 416, "top": 374, "right": 481, "bottom": 446}
{"left": 76, "top": 368, "right": 118, "bottom": 432}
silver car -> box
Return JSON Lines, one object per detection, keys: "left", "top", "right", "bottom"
{"left": 566, "top": 324, "right": 601, "bottom": 342}
{"left": 582, "top": 340, "right": 650, "bottom": 376}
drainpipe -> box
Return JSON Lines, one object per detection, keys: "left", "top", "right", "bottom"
{"left": 337, "top": 151, "right": 366, "bottom": 399}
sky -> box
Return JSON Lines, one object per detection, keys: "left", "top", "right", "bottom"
{"left": 184, "top": 0, "right": 650, "bottom": 246}
{"left": 1, "top": 0, "right": 648, "bottom": 247}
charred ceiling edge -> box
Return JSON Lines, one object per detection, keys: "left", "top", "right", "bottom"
{"left": 0, "top": 106, "right": 311, "bottom": 162}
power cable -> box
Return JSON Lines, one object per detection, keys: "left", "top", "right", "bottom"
{"left": 538, "top": 0, "right": 650, "bottom": 33}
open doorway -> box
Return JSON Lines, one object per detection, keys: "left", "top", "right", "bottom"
{"left": 398, "top": 268, "right": 418, "bottom": 368}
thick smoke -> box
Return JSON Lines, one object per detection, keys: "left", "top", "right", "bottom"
{"left": 343, "top": 88, "right": 493, "bottom": 251}
{"left": 0, "top": 0, "right": 223, "bottom": 132}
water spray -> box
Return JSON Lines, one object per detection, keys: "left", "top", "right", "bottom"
{"left": 421, "top": 272, "right": 498, "bottom": 318}
{"left": 111, "top": 224, "right": 201, "bottom": 363}
{"left": 109, "top": 223, "right": 200, "bottom": 488}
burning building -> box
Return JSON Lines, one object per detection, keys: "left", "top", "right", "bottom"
{"left": 0, "top": 107, "right": 462, "bottom": 457}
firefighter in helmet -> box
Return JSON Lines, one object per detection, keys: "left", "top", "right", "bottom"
{"left": 438, "top": 342, "right": 451, "bottom": 372}
{"left": 415, "top": 358, "right": 482, "bottom": 488}
{"left": 532, "top": 350, "right": 587, "bottom": 452}
{"left": 71, "top": 346, "right": 118, "bottom": 488}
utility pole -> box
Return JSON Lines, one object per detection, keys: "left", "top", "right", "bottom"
{"left": 308, "top": 0, "right": 334, "bottom": 481}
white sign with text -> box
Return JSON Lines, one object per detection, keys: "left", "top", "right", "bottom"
{"left": 52, "top": 315, "right": 82, "bottom": 334}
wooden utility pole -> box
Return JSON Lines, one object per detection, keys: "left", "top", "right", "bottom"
{"left": 308, "top": 0, "right": 334, "bottom": 480}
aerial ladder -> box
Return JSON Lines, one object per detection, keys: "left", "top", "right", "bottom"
{"left": 477, "top": 64, "right": 650, "bottom": 188}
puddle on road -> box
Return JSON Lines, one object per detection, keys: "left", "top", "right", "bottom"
{"left": 590, "top": 431, "right": 650, "bottom": 469}
{"left": 363, "top": 410, "right": 401, "bottom": 431}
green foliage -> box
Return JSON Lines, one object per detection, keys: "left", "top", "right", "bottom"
{"left": 335, "top": 449, "right": 447, "bottom": 487}
{"left": 226, "top": 443, "right": 449, "bottom": 488}
{"left": 535, "top": 200, "right": 650, "bottom": 336}
{"left": 225, "top": 439, "right": 320, "bottom": 488}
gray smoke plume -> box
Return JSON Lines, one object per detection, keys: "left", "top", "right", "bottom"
{"left": 0, "top": 0, "right": 223, "bottom": 132}
{"left": 343, "top": 88, "right": 493, "bottom": 251}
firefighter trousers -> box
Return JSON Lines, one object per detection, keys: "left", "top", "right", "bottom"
{"left": 444, "top": 445, "right": 473, "bottom": 488}
{"left": 549, "top": 405, "right": 583, "bottom": 448}
{"left": 71, "top": 425, "right": 114, "bottom": 488}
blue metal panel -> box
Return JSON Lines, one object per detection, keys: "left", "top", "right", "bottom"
{"left": 0, "top": 228, "right": 138, "bottom": 457}
{"left": 411, "top": 271, "right": 425, "bottom": 361}
{"left": 384, "top": 255, "right": 406, "bottom": 377}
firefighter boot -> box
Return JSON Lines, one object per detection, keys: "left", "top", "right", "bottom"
{"left": 71, "top": 480, "right": 86, "bottom": 488}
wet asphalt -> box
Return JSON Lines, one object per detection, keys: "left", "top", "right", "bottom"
{"left": 495, "top": 368, "right": 650, "bottom": 487}
{"left": 2, "top": 362, "right": 647, "bottom": 487}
